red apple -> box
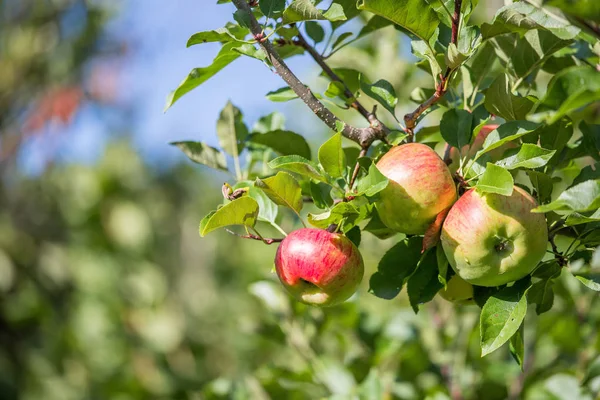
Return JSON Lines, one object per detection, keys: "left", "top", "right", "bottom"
{"left": 440, "top": 186, "right": 548, "bottom": 287}
{"left": 274, "top": 228, "right": 364, "bottom": 306}
{"left": 375, "top": 143, "right": 457, "bottom": 234}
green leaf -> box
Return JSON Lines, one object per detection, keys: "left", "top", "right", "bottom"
{"left": 509, "top": 322, "right": 525, "bottom": 370}
{"left": 331, "top": 32, "right": 353, "bottom": 52}
{"left": 445, "top": 43, "right": 468, "bottom": 69}
{"left": 496, "top": 144, "right": 556, "bottom": 170}
{"left": 369, "top": 237, "right": 423, "bottom": 299}
{"left": 481, "top": 2, "right": 580, "bottom": 40}
{"left": 307, "top": 202, "right": 363, "bottom": 231}
{"left": 436, "top": 245, "right": 449, "bottom": 287}
{"left": 532, "top": 180, "right": 600, "bottom": 213}
{"left": 355, "top": 164, "right": 389, "bottom": 197}
{"left": 170, "top": 141, "right": 228, "bottom": 171}
{"left": 527, "top": 171, "right": 554, "bottom": 204}
{"left": 569, "top": 247, "right": 600, "bottom": 291}
{"left": 318, "top": 133, "right": 347, "bottom": 179}
{"left": 232, "top": 44, "right": 266, "bottom": 61}
{"left": 216, "top": 101, "right": 249, "bottom": 156}
{"left": 346, "top": 226, "right": 361, "bottom": 248}
{"left": 252, "top": 112, "right": 286, "bottom": 133}
{"left": 533, "top": 66, "right": 600, "bottom": 125}
{"left": 357, "top": 0, "right": 440, "bottom": 42}
{"left": 268, "top": 155, "right": 327, "bottom": 182}
{"left": 440, "top": 109, "right": 474, "bottom": 149}
{"left": 165, "top": 43, "right": 241, "bottom": 110}
{"left": 187, "top": 27, "right": 247, "bottom": 46}
{"left": 266, "top": 86, "right": 299, "bottom": 102}
{"left": 249, "top": 130, "right": 312, "bottom": 160}
{"left": 282, "top": 0, "right": 347, "bottom": 23}
{"left": 538, "top": 120, "right": 573, "bottom": 168}
{"left": 484, "top": 74, "right": 534, "bottom": 121}
{"left": 476, "top": 164, "right": 514, "bottom": 196}
{"left": 259, "top": 0, "right": 285, "bottom": 18}
{"left": 247, "top": 186, "right": 278, "bottom": 224}
{"left": 407, "top": 250, "right": 443, "bottom": 313}
{"left": 255, "top": 172, "right": 303, "bottom": 212}
{"left": 356, "top": 16, "right": 393, "bottom": 42}
{"left": 545, "top": 0, "right": 600, "bottom": 24}
{"left": 363, "top": 210, "right": 396, "bottom": 240}
{"left": 580, "top": 122, "right": 600, "bottom": 162}
{"left": 411, "top": 40, "right": 442, "bottom": 85}
{"left": 565, "top": 209, "right": 600, "bottom": 226}
{"left": 480, "top": 278, "right": 531, "bottom": 357}
{"left": 310, "top": 181, "right": 334, "bottom": 209}
{"left": 200, "top": 197, "right": 259, "bottom": 236}
{"left": 477, "top": 121, "right": 541, "bottom": 156}
{"left": 305, "top": 21, "right": 325, "bottom": 43}
{"left": 359, "top": 76, "right": 398, "bottom": 117}
{"left": 511, "top": 29, "right": 572, "bottom": 81}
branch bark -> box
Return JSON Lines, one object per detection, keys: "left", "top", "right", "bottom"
{"left": 404, "top": 0, "right": 462, "bottom": 136}
{"left": 231, "top": 0, "right": 388, "bottom": 148}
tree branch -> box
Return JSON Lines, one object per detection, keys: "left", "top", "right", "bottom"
{"left": 231, "top": 0, "right": 388, "bottom": 147}
{"left": 403, "top": 0, "right": 462, "bottom": 136}
{"left": 225, "top": 229, "right": 283, "bottom": 244}
{"left": 293, "top": 32, "right": 391, "bottom": 136}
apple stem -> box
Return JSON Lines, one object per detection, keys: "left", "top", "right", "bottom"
{"left": 224, "top": 228, "right": 284, "bottom": 245}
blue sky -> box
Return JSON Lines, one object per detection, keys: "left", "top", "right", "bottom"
{"left": 19, "top": 0, "right": 331, "bottom": 174}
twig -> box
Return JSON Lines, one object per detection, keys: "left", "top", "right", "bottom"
{"left": 231, "top": 0, "right": 387, "bottom": 148}
{"left": 403, "top": 0, "right": 463, "bottom": 137}
{"left": 225, "top": 228, "right": 283, "bottom": 244}
{"left": 548, "top": 235, "right": 568, "bottom": 267}
{"left": 293, "top": 31, "right": 391, "bottom": 136}
{"left": 348, "top": 148, "right": 368, "bottom": 191}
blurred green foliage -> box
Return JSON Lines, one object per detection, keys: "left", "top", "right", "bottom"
{"left": 0, "top": 142, "right": 598, "bottom": 399}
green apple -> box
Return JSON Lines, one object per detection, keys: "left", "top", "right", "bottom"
{"left": 439, "top": 275, "right": 475, "bottom": 304}
{"left": 274, "top": 228, "right": 364, "bottom": 306}
{"left": 375, "top": 143, "right": 457, "bottom": 234}
{"left": 440, "top": 186, "right": 548, "bottom": 287}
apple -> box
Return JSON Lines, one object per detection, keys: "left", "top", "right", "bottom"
{"left": 274, "top": 228, "right": 364, "bottom": 306}
{"left": 440, "top": 186, "right": 548, "bottom": 287}
{"left": 438, "top": 275, "right": 475, "bottom": 304}
{"left": 375, "top": 143, "right": 457, "bottom": 234}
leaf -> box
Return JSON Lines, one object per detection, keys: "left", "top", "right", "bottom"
{"left": 200, "top": 197, "right": 259, "bottom": 236}
{"left": 170, "top": 141, "right": 228, "bottom": 171}
{"left": 217, "top": 101, "right": 249, "bottom": 156}
{"left": 510, "top": 29, "right": 572, "bottom": 80}
{"left": 357, "top": 0, "right": 440, "bottom": 42}
{"left": 538, "top": 120, "right": 573, "bottom": 168}
{"left": 533, "top": 66, "right": 600, "bottom": 125}
{"left": 243, "top": 185, "right": 278, "bottom": 224}
{"left": 282, "top": 0, "right": 347, "bottom": 23}
{"left": 509, "top": 322, "right": 525, "bottom": 370}
{"left": 569, "top": 248, "right": 600, "bottom": 291}
{"left": 481, "top": 2, "right": 580, "bottom": 40}
{"left": 436, "top": 245, "right": 449, "bottom": 287}
{"left": 310, "top": 181, "right": 334, "bottom": 209}
{"left": 565, "top": 209, "right": 600, "bottom": 226}
{"left": 476, "top": 164, "right": 514, "bottom": 196}
{"left": 480, "top": 278, "right": 531, "bottom": 357}
{"left": 165, "top": 43, "right": 241, "bottom": 110}
{"left": 484, "top": 74, "right": 534, "bottom": 121}
{"left": 268, "top": 155, "right": 327, "bottom": 182}
{"left": 545, "top": 0, "right": 600, "bottom": 23}
{"left": 445, "top": 43, "right": 468, "bottom": 69}
{"left": 266, "top": 86, "right": 299, "bottom": 102}
{"left": 187, "top": 27, "right": 247, "bottom": 46}
{"left": 331, "top": 32, "right": 353, "bottom": 51}
{"left": 318, "top": 133, "right": 347, "bottom": 179}
{"left": 308, "top": 202, "right": 362, "bottom": 231}
{"left": 249, "top": 130, "right": 311, "bottom": 160}
{"left": 527, "top": 171, "right": 554, "bottom": 204}
{"left": 407, "top": 250, "right": 443, "bottom": 313}
{"left": 440, "top": 109, "right": 475, "bottom": 149}
{"left": 260, "top": 0, "right": 285, "bottom": 18}
{"left": 363, "top": 210, "right": 396, "bottom": 240}
{"left": 346, "top": 226, "right": 361, "bottom": 248}
{"left": 355, "top": 164, "right": 389, "bottom": 197}
{"left": 411, "top": 40, "right": 442, "bottom": 84}
{"left": 255, "top": 172, "right": 303, "bottom": 212}
{"left": 532, "top": 180, "right": 600, "bottom": 213}
{"left": 478, "top": 121, "right": 541, "bottom": 156}
{"left": 356, "top": 16, "right": 393, "bottom": 42}
{"left": 369, "top": 237, "right": 423, "bottom": 299}
{"left": 580, "top": 121, "right": 600, "bottom": 162}
{"left": 305, "top": 21, "right": 325, "bottom": 43}
{"left": 252, "top": 112, "right": 286, "bottom": 133}
{"left": 232, "top": 44, "right": 266, "bottom": 61}
{"left": 359, "top": 76, "right": 398, "bottom": 117}
{"left": 496, "top": 144, "right": 556, "bottom": 170}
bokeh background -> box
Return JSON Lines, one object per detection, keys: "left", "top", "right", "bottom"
{"left": 1, "top": 0, "right": 598, "bottom": 399}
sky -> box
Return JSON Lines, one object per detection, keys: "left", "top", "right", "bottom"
{"left": 18, "top": 0, "right": 330, "bottom": 174}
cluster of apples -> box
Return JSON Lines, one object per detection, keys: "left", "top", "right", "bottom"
{"left": 274, "top": 136, "right": 548, "bottom": 307}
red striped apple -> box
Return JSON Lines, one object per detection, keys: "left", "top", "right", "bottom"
{"left": 440, "top": 186, "right": 548, "bottom": 287}
{"left": 375, "top": 143, "right": 457, "bottom": 234}
{"left": 275, "top": 228, "right": 364, "bottom": 306}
